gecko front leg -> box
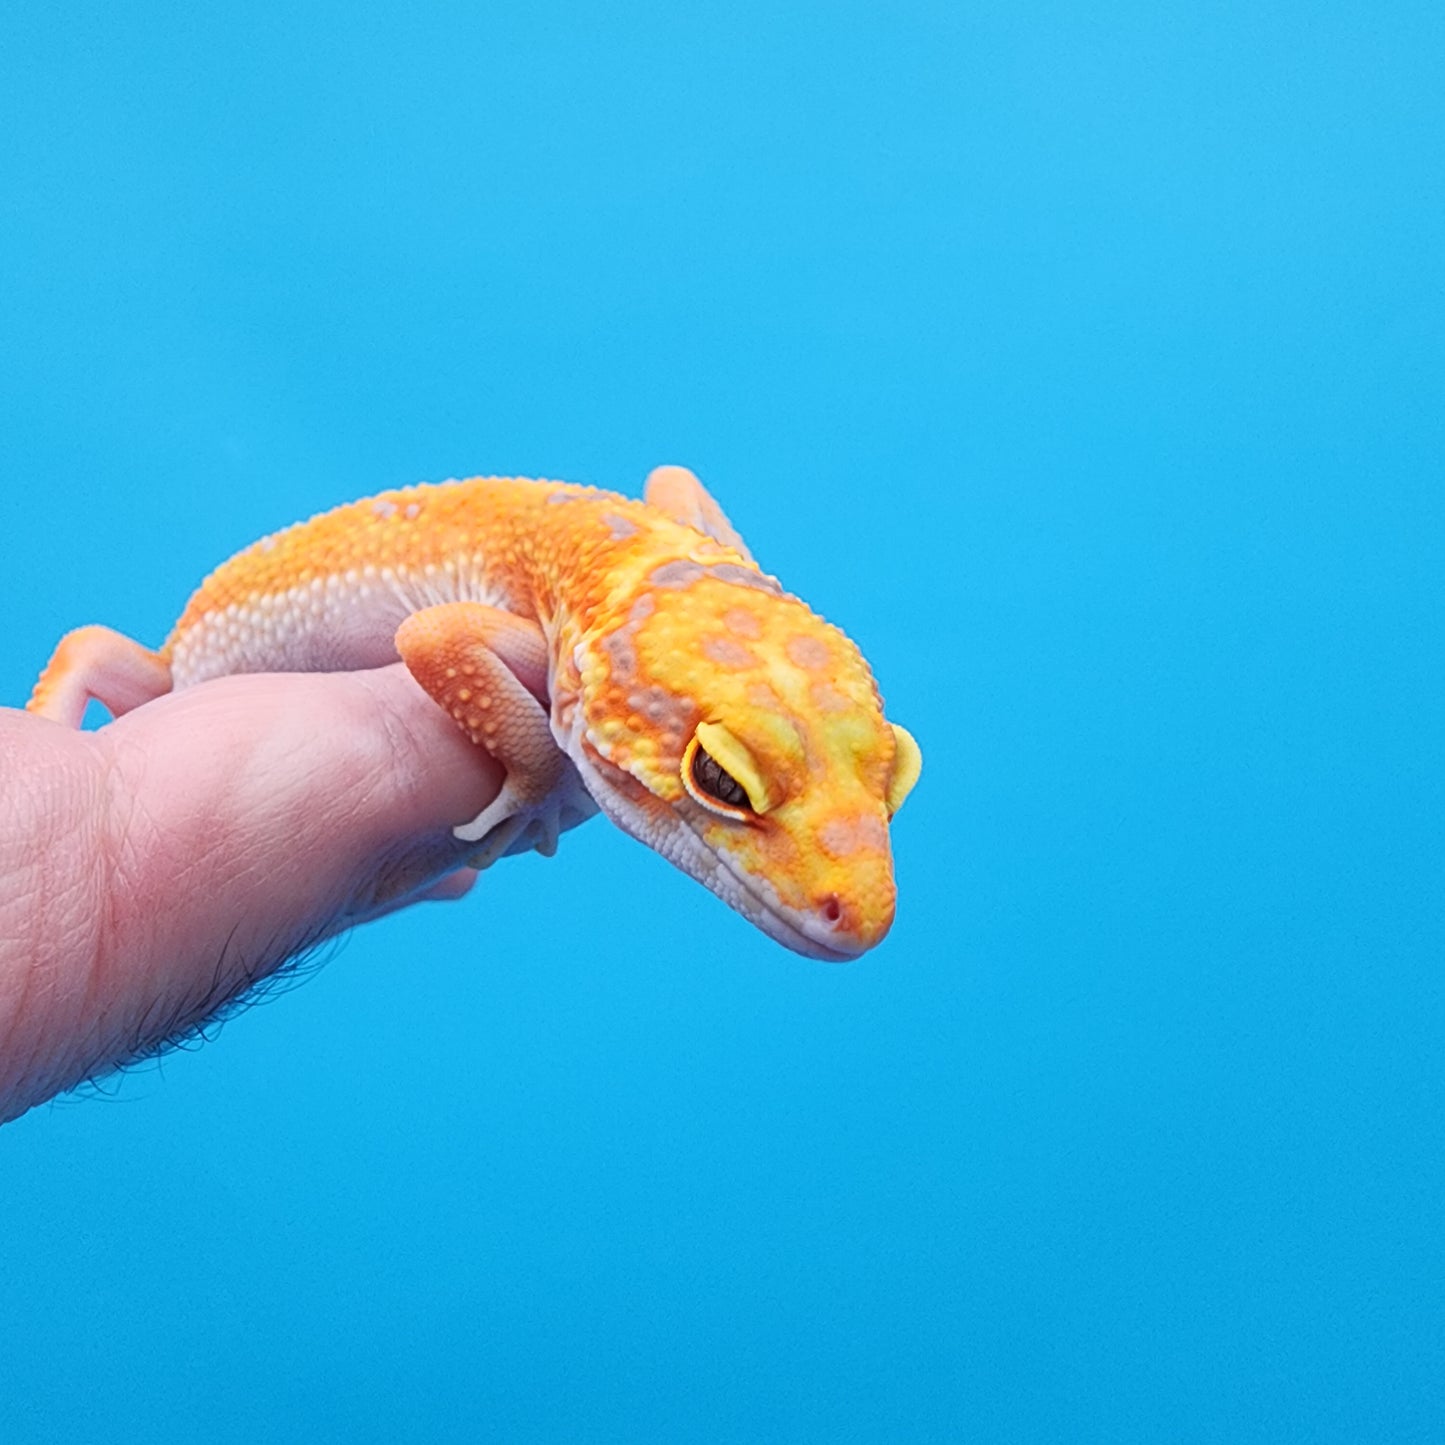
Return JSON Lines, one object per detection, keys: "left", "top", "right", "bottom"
{"left": 394, "top": 602, "right": 591, "bottom": 869}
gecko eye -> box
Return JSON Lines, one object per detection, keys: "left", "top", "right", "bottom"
{"left": 680, "top": 724, "right": 771, "bottom": 819}
{"left": 691, "top": 743, "right": 750, "bottom": 809}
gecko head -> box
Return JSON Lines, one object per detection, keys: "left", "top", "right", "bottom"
{"left": 566, "top": 560, "right": 922, "bottom": 960}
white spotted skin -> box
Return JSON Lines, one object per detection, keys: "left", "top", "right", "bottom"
{"left": 168, "top": 561, "right": 512, "bottom": 687}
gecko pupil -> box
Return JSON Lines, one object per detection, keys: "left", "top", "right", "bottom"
{"left": 692, "top": 745, "right": 749, "bottom": 809}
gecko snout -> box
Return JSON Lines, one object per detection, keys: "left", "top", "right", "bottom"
{"left": 798, "top": 887, "right": 894, "bottom": 960}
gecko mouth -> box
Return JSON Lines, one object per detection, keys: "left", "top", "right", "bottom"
{"left": 748, "top": 905, "right": 863, "bottom": 963}
{"left": 684, "top": 827, "right": 867, "bottom": 959}
{"left": 572, "top": 748, "right": 872, "bottom": 961}
{"left": 695, "top": 835, "right": 868, "bottom": 963}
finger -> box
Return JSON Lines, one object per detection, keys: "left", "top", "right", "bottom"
{"left": 101, "top": 661, "right": 504, "bottom": 971}
{"left": 0, "top": 665, "right": 502, "bottom": 1120}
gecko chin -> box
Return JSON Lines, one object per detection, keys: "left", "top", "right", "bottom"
{"left": 750, "top": 905, "right": 876, "bottom": 963}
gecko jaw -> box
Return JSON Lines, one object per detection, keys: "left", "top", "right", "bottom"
{"left": 739, "top": 899, "right": 868, "bottom": 963}
{"left": 569, "top": 744, "right": 878, "bottom": 961}
{"left": 697, "top": 837, "right": 882, "bottom": 963}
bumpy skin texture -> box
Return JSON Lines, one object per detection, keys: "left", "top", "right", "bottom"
{"left": 29, "top": 468, "right": 921, "bottom": 959}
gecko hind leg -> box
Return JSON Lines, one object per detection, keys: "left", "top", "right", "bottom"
{"left": 394, "top": 602, "right": 572, "bottom": 870}
{"left": 27, "top": 625, "right": 173, "bottom": 728}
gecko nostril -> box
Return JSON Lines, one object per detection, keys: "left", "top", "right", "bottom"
{"left": 820, "top": 895, "right": 843, "bottom": 927}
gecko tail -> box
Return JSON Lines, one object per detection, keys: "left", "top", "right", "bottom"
{"left": 27, "top": 625, "right": 173, "bottom": 728}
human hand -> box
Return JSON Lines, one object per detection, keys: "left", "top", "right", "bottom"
{"left": 0, "top": 665, "right": 501, "bottom": 1124}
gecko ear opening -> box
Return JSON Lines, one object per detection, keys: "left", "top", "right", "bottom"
{"left": 885, "top": 724, "right": 922, "bottom": 817}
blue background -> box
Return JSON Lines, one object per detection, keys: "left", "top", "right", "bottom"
{"left": 2, "top": 2, "right": 1442, "bottom": 1440}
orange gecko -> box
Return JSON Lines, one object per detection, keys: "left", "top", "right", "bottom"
{"left": 28, "top": 467, "right": 921, "bottom": 959}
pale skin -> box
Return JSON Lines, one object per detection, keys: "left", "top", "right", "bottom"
{"left": 0, "top": 665, "right": 500, "bottom": 1125}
